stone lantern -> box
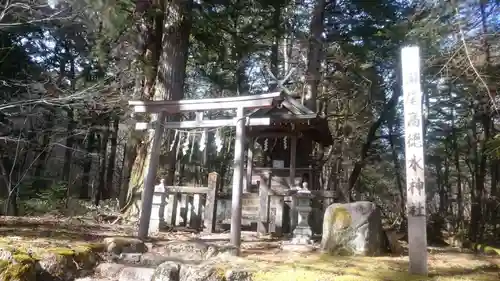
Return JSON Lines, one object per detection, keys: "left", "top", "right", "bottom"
{"left": 282, "top": 182, "right": 314, "bottom": 252}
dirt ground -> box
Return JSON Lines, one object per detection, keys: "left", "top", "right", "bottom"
{"left": 1, "top": 216, "right": 499, "bottom": 281}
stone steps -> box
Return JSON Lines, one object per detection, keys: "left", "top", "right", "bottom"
{"left": 116, "top": 266, "right": 155, "bottom": 281}
{"left": 77, "top": 240, "right": 242, "bottom": 281}
{"left": 76, "top": 263, "right": 155, "bottom": 281}
{"left": 75, "top": 278, "right": 113, "bottom": 281}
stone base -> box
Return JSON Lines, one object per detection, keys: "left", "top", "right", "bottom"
{"left": 281, "top": 242, "right": 315, "bottom": 253}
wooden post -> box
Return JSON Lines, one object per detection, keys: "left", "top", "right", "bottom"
{"left": 190, "top": 194, "right": 203, "bottom": 229}
{"left": 245, "top": 138, "right": 254, "bottom": 193}
{"left": 138, "top": 112, "right": 166, "bottom": 239}
{"left": 401, "top": 46, "right": 428, "bottom": 275}
{"left": 204, "top": 172, "right": 219, "bottom": 233}
{"left": 166, "top": 193, "right": 178, "bottom": 227}
{"left": 290, "top": 136, "right": 297, "bottom": 184}
{"left": 230, "top": 107, "right": 246, "bottom": 254}
{"left": 150, "top": 181, "right": 165, "bottom": 234}
{"left": 179, "top": 194, "right": 188, "bottom": 226}
{"left": 258, "top": 171, "right": 270, "bottom": 234}
{"left": 273, "top": 195, "right": 284, "bottom": 235}
{"left": 290, "top": 136, "right": 298, "bottom": 230}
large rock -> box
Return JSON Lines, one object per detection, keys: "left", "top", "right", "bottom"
{"left": 117, "top": 267, "right": 155, "bottom": 281}
{"left": 385, "top": 230, "right": 404, "bottom": 255}
{"left": 151, "top": 241, "right": 237, "bottom": 262}
{"left": 0, "top": 245, "right": 100, "bottom": 281}
{"left": 94, "top": 262, "right": 126, "bottom": 276}
{"left": 320, "top": 201, "right": 385, "bottom": 256}
{"left": 103, "top": 237, "right": 148, "bottom": 255}
{"left": 151, "top": 261, "right": 180, "bottom": 281}
{"left": 38, "top": 247, "right": 99, "bottom": 280}
{"left": 152, "top": 258, "right": 254, "bottom": 281}
{"left": 0, "top": 253, "right": 37, "bottom": 281}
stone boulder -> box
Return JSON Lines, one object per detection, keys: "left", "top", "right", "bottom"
{"left": 320, "top": 201, "right": 385, "bottom": 256}
{"left": 151, "top": 261, "right": 180, "bottom": 281}
{"left": 0, "top": 251, "right": 37, "bottom": 281}
{"left": 152, "top": 262, "right": 253, "bottom": 281}
{"left": 385, "top": 230, "right": 404, "bottom": 255}
{"left": 102, "top": 237, "right": 148, "bottom": 255}
{"left": 112, "top": 241, "right": 237, "bottom": 268}
{"left": 0, "top": 245, "right": 101, "bottom": 281}
{"left": 158, "top": 241, "right": 219, "bottom": 261}
{"left": 152, "top": 255, "right": 254, "bottom": 281}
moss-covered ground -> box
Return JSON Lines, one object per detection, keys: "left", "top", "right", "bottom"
{"left": 0, "top": 215, "right": 135, "bottom": 280}
{"left": 193, "top": 241, "right": 497, "bottom": 281}
{"left": 232, "top": 249, "right": 500, "bottom": 281}
{"left": 1, "top": 216, "right": 499, "bottom": 281}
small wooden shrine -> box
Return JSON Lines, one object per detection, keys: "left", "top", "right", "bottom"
{"left": 237, "top": 94, "right": 333, "bottom": 235}
{"left": 244, "top": 94, "right": 333, "bottom": 194}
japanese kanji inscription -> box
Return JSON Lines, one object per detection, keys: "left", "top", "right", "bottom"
{"left": 408, "top": 155, "right": 423, "bottom": 172}
{"left": 406, "top": 112, "right": 420, "bottom": 127}
{"left": 406, "top": 133, "right": 423, "bottom": 148}
{"left": 408, "top": 177, "right": 424, "bottom": 196}
{"left": 402, "top": 46, "right": 428, "bottom": 275}
{"left": 405, "top": 90, "right": 419, "bottom": 106}
{"left": 407, "top": 202, "right": 425, "bottom": 217}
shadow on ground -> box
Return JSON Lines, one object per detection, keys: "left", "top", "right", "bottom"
{"left": 0, "top": 216, "right": 169, "bottom": 244}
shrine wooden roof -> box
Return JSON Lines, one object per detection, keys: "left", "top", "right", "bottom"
{"left": 246, "top": 95, "right": 333, "bottom": 146}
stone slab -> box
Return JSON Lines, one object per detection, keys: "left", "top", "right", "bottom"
{"left": 281, "top": 242, "right": 315, "bottom": 253}
{"left": 118, "top": 267, "right": 155, "bottom": 281}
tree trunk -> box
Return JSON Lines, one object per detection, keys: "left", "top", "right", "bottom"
{"left": 106, "top": 114, "right": 120, "bottom": 198}
{"left": 33, "top": 109, "right": 55, "bottom": 193}
{"left": 62, "top": 52, "right": 77, "bottom": 188}
{"left": 81, "top": 127, "right": 96, "bottom": 199}
{"left": 269, "top": 1, "right": 281, "bottom": 91}
{"left": 120, "top": 143, "right": 136, "bottom": 209}
{"left": 123, "top": 0, "right": 194, "bottom": 219}
{"left": 1, "top": 157, "right": 17, "bottom": 215}
{"left": 304, "top": 0, "right": 331, "bottom": 112}
{"left": 469, "top": 0, "right": 492, "bottom": 242}
{"left": 436, "top": 160, "right": 445, "bottom": 214}
{"left": 388, "top": 116, "right": 405, "bottom": 220}
{"left": 62, "top": 109, "right": 75, "bottom": 183}
{"left": 96, "top": 119, "right": 111, "bottom": 205}
{"left": 120, "top": 0, "right": 166, "bottom": 215}
{"left": 453, "top": 125, "right": 463, "bottom": 230}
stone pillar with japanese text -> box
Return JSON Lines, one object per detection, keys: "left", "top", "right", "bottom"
{"left": 401, "top": 46, "right": 428, "bottom": 275}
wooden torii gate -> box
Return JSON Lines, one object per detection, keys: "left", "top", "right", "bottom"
{"left": 128, "top": 92, "right": 282, "bottom": 254}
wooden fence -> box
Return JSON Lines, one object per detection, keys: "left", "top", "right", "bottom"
{"left": 149, "top": 171, "right": 335, "bottom": 235}
{"left": 150, "top": 172, "right": 219, "bottom": 234}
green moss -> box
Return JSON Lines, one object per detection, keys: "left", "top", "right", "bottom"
{"left": 0, "top": 259, "right": 9, "bottom": 270}
{"left": 12, "top": 254, "right": 35, "bottom": 264}
{"left": 0, "top": 257, "right": 36, "bottom": 281}
{"left": 253, "top": 268, "right": 332, "bottom": 281}
{"left": 1, "top": 245, "right": 41, "bottom": 261}
{"left": 0, "top": 245, "right": 16, "bottom": 252}
{"left": 332, "top": 207, "right": 352, "bottom": 229}
{"left": 46, "top": 247, "right": 75, "bottom": 256}
{"left": 73, "top": 246, "right": 91, "bottom": 255}
{"left": 483, "top": 246, "right": 500, "bottom": 255}
{"left": 80, "top": 242, "right": 106, "bottom": 252}
{"left": 72, "top": 245, "right": 98, "bottom": 267}
{"left": 214, "top": 266, "right": 226, "bottom": 278}
{"left": 250, "top": 260, "right": 430, "bottom": 281}
{"left": 471, "top": 243, "right": 500, "bottom": 255}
